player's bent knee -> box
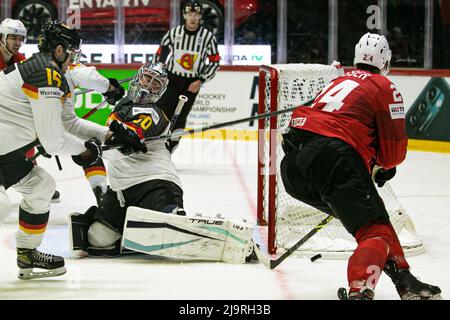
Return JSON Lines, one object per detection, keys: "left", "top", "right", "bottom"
{"left": 355, "top": 222, "right": 395, "bottom": 248}
{"left": 33, "top": 167, "right": 56, "bottom": 197}
{"left": 88, "top": 221, "right": 121, "bottom": 247}
{"left": 20, "top": 167, "right": 56, "bottom": 213}
{"left": 0, "top": 187, "right": 12, "bottom": 223}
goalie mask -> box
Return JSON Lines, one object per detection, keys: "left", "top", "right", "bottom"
{"left": 127, "top": 63, "right": 169, "bottom": 104}
{"left": 354, "top": 33, "right": 392, "bottom": 76}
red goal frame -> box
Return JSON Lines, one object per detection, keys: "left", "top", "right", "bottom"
{"left": 256, "top": 65, "right": 280, "bottom": 255}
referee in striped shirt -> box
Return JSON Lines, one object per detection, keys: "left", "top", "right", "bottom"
{"left": 152, "top": 0, "right": 220, "bottom": 153}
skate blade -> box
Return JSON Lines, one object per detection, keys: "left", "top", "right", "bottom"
{"left": 18, "top": 266, "right": 66, "bottom": 280}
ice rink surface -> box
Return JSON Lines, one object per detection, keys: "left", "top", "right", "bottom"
{"left": 0, "top": 138, "right": 449, "bottom": 300}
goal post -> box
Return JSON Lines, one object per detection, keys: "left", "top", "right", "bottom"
{"left": 257, "top": 63, "right": 425, "bottom": 258}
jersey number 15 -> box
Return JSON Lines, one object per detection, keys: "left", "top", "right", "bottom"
{"left": 46, "top": 68, "right": 62, "bottom": 88}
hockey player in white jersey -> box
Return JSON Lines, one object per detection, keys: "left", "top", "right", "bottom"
{"left": 0, "top": 20, "right": 135, "bottom": 280}
{"left": 69, "top": 63, "right": 255, "bottom": 264}
{"left": 63, "top": 63, "right": 125, "bottom": 203}
{"left": 0, "top": 20, "right": 99, "bottom": 279}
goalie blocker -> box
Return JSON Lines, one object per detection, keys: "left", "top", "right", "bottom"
{"left": 122, "top": 207, "right": 255, "bottom": 264}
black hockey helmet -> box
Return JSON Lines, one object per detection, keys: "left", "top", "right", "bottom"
{"left": 183, "top": 0, "right": 203, "bottom": 15}
{"left": 37, "top": 20, "right": 81, "bottom": 53}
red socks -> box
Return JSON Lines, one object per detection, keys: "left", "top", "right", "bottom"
{"left": 348, "top": 222, "right": 405, "bottom": 290}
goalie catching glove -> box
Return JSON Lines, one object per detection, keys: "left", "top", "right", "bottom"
{"left": 72, "top": 137, "right": 103, "bottom": 167}
{"left": 105, "top": 120, "right": 148, "bottom": 155}
{"left": 103, "top": 78, "right": 125, "bottom": 105}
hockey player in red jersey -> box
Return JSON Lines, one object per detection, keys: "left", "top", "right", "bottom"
{"left": 281, "top": 33, "right": 441, "bottom": 300}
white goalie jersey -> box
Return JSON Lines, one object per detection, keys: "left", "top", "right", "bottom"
{"left": 103, "top": 97, "right": 182, "bottom": 192}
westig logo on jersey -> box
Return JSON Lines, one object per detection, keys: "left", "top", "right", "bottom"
{"left": 177, "top": 53, "right": 199, "bottom": 71}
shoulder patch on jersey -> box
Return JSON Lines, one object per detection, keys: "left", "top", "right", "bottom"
{"left": 132, "top": 107, "right": 160, "bottom": 125}
{"left": 389, "top": 103, "right": 405, "bottom": 119}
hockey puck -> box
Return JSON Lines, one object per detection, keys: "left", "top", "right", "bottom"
{"left": 310, "top": 254, "right": 322, "bottom": 262}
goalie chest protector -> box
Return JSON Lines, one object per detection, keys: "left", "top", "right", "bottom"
{"left": 109, "top": 98, "right": 170, "bottom": 138}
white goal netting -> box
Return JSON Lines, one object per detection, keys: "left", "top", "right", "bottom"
{"left": 257, "top": 63, "right": 424, "bottom": 259}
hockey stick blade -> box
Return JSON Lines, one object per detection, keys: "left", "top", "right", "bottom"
{"left": 253, "top": 243, "right": 273, "bottom": 269}
{"left": 255, "top": 215, "right": 333, "bottom": 270}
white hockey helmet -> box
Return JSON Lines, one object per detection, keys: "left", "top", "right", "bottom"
{"left": 354, "top": 32, "right": 391, "bottom": 75}
{"left": 127, "top": 63, "right": 169, "bottom": 104}
{"left": 0, "top": 18, "right": 27, "bottom": 44}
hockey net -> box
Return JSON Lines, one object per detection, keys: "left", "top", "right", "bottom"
{"left": 257, "top": 63, "right": 425, "bottom": 259}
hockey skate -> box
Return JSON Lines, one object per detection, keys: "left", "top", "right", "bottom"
{"left": 68, "top": 206, "right": 97, "bottom": 255}
{"left": 337, "top": 287, "right": 374, "bottom": 300}
{"left": 384, "top": 260, "right": 442, "bottom": 300}
{"left": 17, "top": 248, "right": 66, "bottom": 280}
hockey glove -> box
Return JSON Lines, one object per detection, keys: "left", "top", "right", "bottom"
{"left": 373, "top": 166, "right": 396, "bottom": 188}
{"left": 282, "top": 130, "right": 297, "bottom": 154}
{"left": 72, "top": 137, "right": 103, "bottom": 167}
{"left": 106, "top": 120, "right": 148, "bottom": 155}
{"left": 103, "top": 78, "right": 125, "bottom": 105}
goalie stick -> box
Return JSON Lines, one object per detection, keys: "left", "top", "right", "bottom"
{"left": 254, "top": 215, "right": 334, "bottom": 270}
{"left": 82, "top": 99, "right": 109, "bottom": 120}
{"left": 101, "top": 97, "right": 315, "bottom": 151}
{"left": 169, "top": 95, "right": 188, "bottom": 132}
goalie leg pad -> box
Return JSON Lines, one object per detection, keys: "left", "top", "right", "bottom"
{"left": 68, "top": 206, "right": 97, "bottom": 255}
{"left": 88, "top": 221, "right": 121, "bottom": 248}
{"left": 84, "top": 221, "right": 132, "bottom": 257}
{"left": 122, "top": 207, "right": 254, "bottom": 263}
